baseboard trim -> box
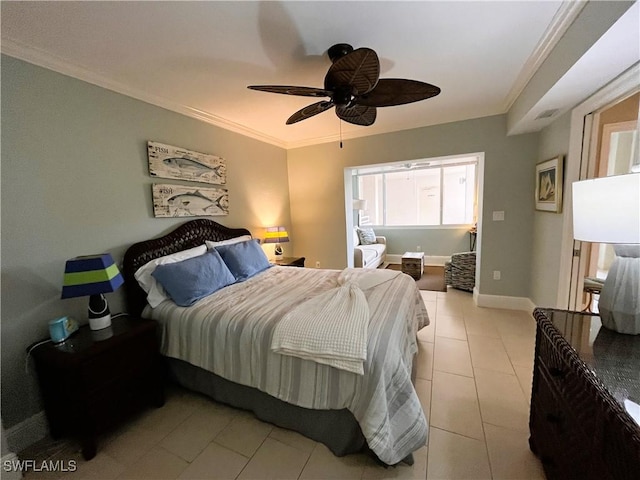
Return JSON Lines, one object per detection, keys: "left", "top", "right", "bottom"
{"left": 387, "top": 254, "right": 450, "bottom": 266}
{"left": 474, "top": 291, "right": 536, "bottom": 312}
{"left": 1, "top": 452, "right": 23, "bottom": 480}
{"left": 5, "top": 411, "right": 48, "bottom": 455}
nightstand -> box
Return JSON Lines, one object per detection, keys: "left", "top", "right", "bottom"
{"left": 28, "top": 314, "right": 164, "bottom": 460}
{"left": 272, "top": 256, "right": 305, "bottom": 267}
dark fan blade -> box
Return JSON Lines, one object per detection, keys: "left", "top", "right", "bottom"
{"left": 355, "top": 79, "right": 441, "bottom": 107}
{"left": 324, "top": 48, "right": 380, "bottom": 95}
{"left": 335, "top": 105, "right": 376, "bottom": 126}
{"left": 286, "top": 101, "right": 334, "bottom": 125}
{"left": 247, "top": 85, "right": 331, "bottom": 97}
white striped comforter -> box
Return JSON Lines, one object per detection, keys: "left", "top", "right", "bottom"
{"left": 143, "top": 266, "right": 430, "bottom": 464}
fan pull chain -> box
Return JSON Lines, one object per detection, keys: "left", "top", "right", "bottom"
{"left": 339, "top": 119, "right": 343, "bottom": 148}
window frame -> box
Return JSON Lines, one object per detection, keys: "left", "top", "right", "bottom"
{"left": 355, "top": 156, "right": 478, "bottom": 228}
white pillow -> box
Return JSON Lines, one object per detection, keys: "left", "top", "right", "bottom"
{"left": 205, "top": 235, "right": 252, "bottom": 249}
{"left": 353, "top": 228, "right": 361, "bottom": 246}
{"left": 357, "top": 227, "right": 377, "bottom": 245}
{"left": 134, "top": 244, "right": 208, "bottom": 308}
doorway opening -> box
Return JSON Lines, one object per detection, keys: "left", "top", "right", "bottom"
{"left": 561, "top": 76, "right": 639, "bottom": 312}
{"left": 343, "top": 152, "right": 485, "bottom": 293}
{"left": 582, "top": 99, "right": 639, "bottom": 312}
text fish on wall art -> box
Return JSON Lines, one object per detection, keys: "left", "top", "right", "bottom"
{"left": 147, "top": 141, "right": 229, "bottom": 218}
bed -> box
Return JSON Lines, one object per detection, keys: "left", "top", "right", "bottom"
{"left": 122, "top": 219, "right": 429, "bottom": 465}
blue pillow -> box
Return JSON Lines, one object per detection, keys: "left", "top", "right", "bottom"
{"left": 151, "top": 249, "right": 235, "bottom": 307}
{"left": 215, "top": 239, "right": 271, "bottom": 281}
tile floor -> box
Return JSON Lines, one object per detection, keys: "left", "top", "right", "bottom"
{"left": 21, "top": 288, "right": 545, "bottom": 479}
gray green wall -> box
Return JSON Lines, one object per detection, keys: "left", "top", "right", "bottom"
{"left": 373, "top": 227, "right": 471, "bottom": 257}
{"left": 530, "top": 111, "right": 572, "bottom": 307}
{"left": 0, "top": 54, "right": 558, "bottom": 439}
{"left": 1, "top": 55, "right": 289, "bottom": 429}
{"left": 287, "top": 115, "right": 539, "bottom": 298}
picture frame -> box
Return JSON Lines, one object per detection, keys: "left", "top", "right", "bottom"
{"left": 535, "top": 155, "right": 564, "bottom": 213}
{"left": 147, "top": 141, "right": 226, "bottom": 185}
{"left": 152, "top": 184, "right": 229, "bottom": 218}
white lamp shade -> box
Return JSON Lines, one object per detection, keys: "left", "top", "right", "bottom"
{"left": 572, "top": 173, "right": 640, "bottom": 244}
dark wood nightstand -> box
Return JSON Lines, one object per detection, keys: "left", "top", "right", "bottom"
{"left": 272, "top": 256, "right": 305, "bottom": 267}
{"left": 28, "top": 314, "right": 164, "bottom": 460}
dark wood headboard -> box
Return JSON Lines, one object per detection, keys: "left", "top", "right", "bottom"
{"left": 122, "top": 219, "right": 251, "bottom": 317}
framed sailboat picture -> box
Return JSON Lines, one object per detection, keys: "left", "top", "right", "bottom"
{"left": 152, "top": 184, "right": 229, "bottom": 218}
{"left": 535, "top": 156, "right": 563, "bottom": 213}
{"left": 147, "top": 141, "right": 226, "bottom": 185}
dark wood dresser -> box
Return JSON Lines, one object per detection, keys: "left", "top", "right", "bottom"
{"left": 529, "top": 308, "right": 640, "bottom": 479}
{"left": 29, "top": 315, "right": 164, "bottom": 460}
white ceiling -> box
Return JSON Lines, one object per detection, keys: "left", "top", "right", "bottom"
{"left": 2, "top": 1, "right": 638, "bottom": 149}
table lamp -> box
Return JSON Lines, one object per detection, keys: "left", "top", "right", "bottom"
{"left": 353, "top": 199, "right": 368, "bottom": 226}
{"left": 61, "top": 253, "right": 124, "bottom": 330}
{"left": 572, "top": 172, "right": 640, "bottom": 334}
{"left": 264, "top": 226, "right": 289, "bottom": 256}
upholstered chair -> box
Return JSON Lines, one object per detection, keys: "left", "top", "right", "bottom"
{"left": 444, "top": 252, "right": 476, "bottom": 292}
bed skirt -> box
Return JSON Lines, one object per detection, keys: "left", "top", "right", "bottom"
{"left": 166, "top": 357, "right": 369, "bottom": 457}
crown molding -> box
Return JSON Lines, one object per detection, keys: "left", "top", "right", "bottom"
{"left": 3, "top": 24, "right": 558, "bottom": 152}
{"left": 285, "top": 129, "right": 366, "bottom": 149}
{"left": 1, "top": 39, "right": 288, "bottom": 149}
{"left": 502, "top": 0, "right": 588, "bottom": 112}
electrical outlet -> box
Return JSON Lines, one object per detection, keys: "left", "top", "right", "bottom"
{"left": 493, "top": 270, "right": 501, "bottom": 280}
{"left": 416, "top": 245, "right": 421, "bottom": 251}
{"left": 315, "top": 261, "right": 321, "bottom": 268}
{"left": 492, "top": 211, "right": 505, "bottom": 221}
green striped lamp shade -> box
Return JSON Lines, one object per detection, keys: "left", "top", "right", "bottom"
{"left": 61, "top": 253, "right": 124, "bottom": 299}
{"left": 263, "top": 226, "right": 290, "bottom": 244}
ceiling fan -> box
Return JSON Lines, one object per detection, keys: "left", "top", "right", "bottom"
{"left": 248, "top": 43, "right": 441, "bottom": 127}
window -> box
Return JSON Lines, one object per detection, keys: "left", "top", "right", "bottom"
{"left": 355, "top": 156, "right": 478, "bottom": 227}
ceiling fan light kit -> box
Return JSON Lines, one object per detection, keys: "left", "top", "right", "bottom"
{"left": 248, "top": 43, "right": 441, "bottom": 128}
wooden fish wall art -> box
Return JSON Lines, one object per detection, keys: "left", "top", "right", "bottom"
{"left": 148, "top": 141, "right": 229, "bottom": 218}
{"left": 152, "top": 184, "right": 229, "bottom": 218}
{"left": 148, "top": 141, "right": 226, "bottom": 186}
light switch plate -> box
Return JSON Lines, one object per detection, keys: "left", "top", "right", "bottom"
{"left": 492, "top": 211, "right": 505, "bottom": 221}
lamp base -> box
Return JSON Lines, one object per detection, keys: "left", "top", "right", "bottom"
{"left": 599, "top": 305, "right": 640, "bottom": 335}
{"left": 600, "top": 317, "right": 639, "bottom": 335}
{"left": 88, "top": 294, "right": 112, "bottom": 331}
{"left": 598, "top": 244, "right": 640, "bottom": 335}
{"left": 274, "top": 244, "right": 283, "bottom": 256}
{"left": 88, "top": 314, "right": 112, "bottom": 331}
{"left": 91, "top": 325, "right": 114, "bottom": 341}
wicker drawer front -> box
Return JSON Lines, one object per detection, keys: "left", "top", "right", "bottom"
{"left": 531, "top": 309, "right": 640, "bottom": 480}
{"left": 531, "top": 365, "right": 595, "bottom": 479}
{"left": 599, "top": 397, "right": 640, "bottom": 480}
{"left": 537, "top": 331, "right": 598, "bottom": 436}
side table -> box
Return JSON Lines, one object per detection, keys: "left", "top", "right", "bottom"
{"left": 28, "top": 314, "right": 164, "bottom": 460}
{"left": 272, "top": 256, "right": 305, "bottom": 267}
{"left": 469, "top": 225, "right": 477, "bottom": 251}
{"left": 402, "top": 252, "right": 424, "bottom": 280}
